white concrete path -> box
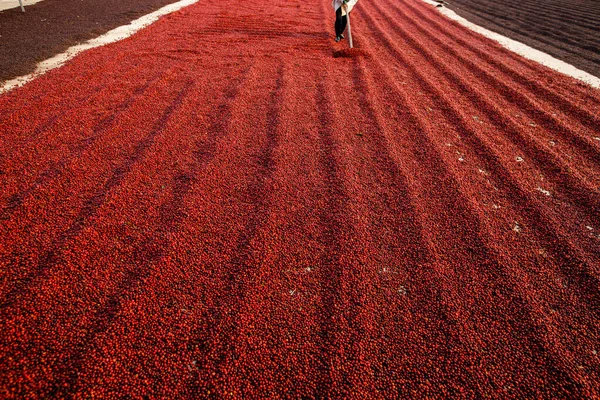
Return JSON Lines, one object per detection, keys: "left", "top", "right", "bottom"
{"left": 423, "top": 0, "right": 600, "bottom": 88}
{"left": 0, "top": 0, "right": 45, "bottom": 12}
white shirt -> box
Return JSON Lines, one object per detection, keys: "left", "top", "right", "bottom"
{"left": 332, "top": 0, "right": 357, "bottom": 15}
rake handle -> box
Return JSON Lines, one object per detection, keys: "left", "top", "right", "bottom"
{"left": 344, "top": 4, "right": 353, "bottom": 48}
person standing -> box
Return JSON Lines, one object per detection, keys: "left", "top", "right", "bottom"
{"left": 333, "top": 0, "right": 357, "bottom": 42}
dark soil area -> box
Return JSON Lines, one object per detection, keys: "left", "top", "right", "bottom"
{"left": 0, "top": 0, "right": 182, "bottom": 82}
{"left": 444, "top": 0, "right": 600, "bottom": 77}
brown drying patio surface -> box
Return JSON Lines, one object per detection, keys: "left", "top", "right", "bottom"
{"left": 1, "top": 0, "right": 600, "bottom": 397}
{"left": 444, "top": 0, "right": 600, "bottom": 77}
{"left": 0, "top": 0, "right": 184, "bottom": 82}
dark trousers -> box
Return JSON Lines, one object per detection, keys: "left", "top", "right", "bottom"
{"left": 335, "top": 7, "right": 347, "bottom": 37}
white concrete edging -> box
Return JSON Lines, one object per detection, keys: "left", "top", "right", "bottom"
{"left": 1, "top": 0, "right": 198, "bottom": 94}
{"left": 422, "top": 0, "right": 600, "bottom": 89}
{"left": 0, "top": 0, "right": 45, "bottom": 12}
